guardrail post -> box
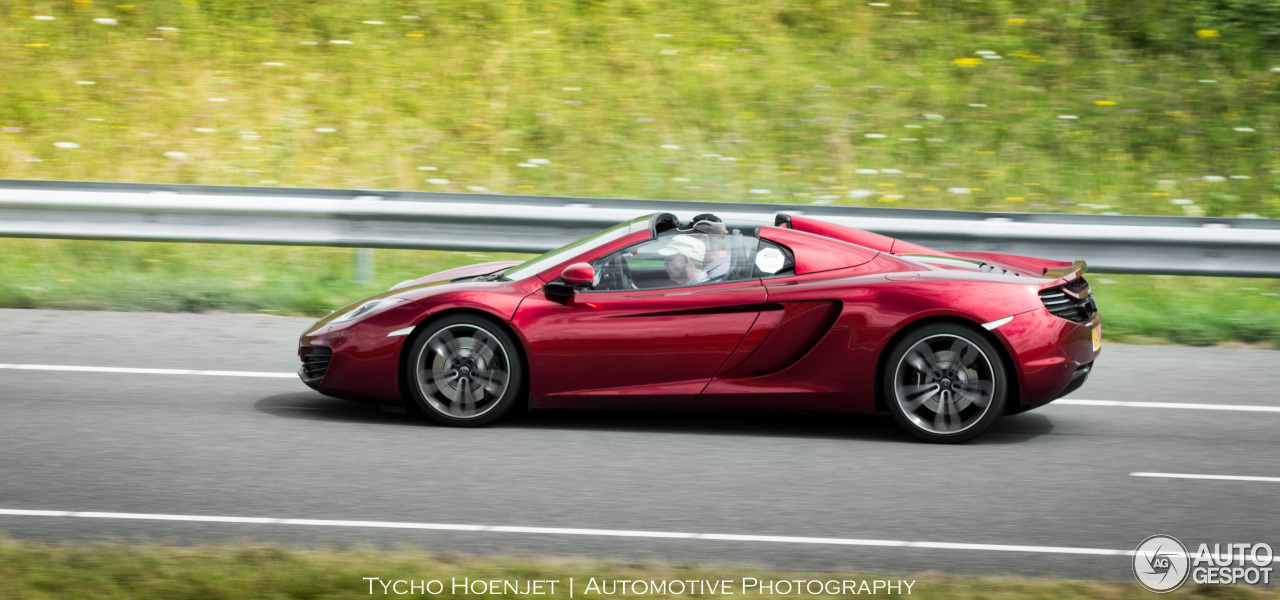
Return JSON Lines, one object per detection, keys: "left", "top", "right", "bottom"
{"left": 356, "top": 248, "right": 374, "bottom": 285}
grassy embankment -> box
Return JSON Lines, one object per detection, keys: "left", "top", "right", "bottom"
{"left": 2, "top": 0, "right": 1280, "bottom": 345}
{"left": 2, "top": 539, "right": 1277, "bottom": 599}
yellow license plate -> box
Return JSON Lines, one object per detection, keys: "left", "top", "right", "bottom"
{"left": 1092, "top": 325, "right": 1101, "bottom": 351}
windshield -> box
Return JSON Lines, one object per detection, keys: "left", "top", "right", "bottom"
{"left": 502, "top": 215, "right": 647, "bottom": 280}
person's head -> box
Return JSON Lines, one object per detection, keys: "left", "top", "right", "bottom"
{"left": 658, "top": 235, "right": 706, "bottom": 284}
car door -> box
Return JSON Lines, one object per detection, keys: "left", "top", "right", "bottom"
{"left": 512, "top": 237, "right": 767, "bottom": 409}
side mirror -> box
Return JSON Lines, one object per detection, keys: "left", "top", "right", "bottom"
{"left": 561, "top": 263, "right": 595, "bottom": 287}
{"left": 545, "top": 263, "right": 594, "bottom": 298}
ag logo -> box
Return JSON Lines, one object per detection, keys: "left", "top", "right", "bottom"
{"left": 1133, "top": 535, "right": 1190, "bottom": 593}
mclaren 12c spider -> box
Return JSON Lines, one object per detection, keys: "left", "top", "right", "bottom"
{"left": 299, "top": 212, "right": 1101, "bottom": 442}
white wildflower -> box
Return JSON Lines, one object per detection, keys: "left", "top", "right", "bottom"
{"left": 94, "top": 18, "right": 118, "bottom": 25}
{"left": 315, "top": 127, "right": 336, "bottom": 133}
{"left": 1234, "top": 127, "right": 1256, "bottom": 132}
{"left": 53, "top": 142, "right": 80, "bottom": 149}
{"left": 193, "top": 128, "right": 216, "bottom": 133}
{"left": 848, "top": 189, "right": 876, "bottom": 198}
{"left": 856, "top": 169, "right": 879, "bottom": 175}
{"left": 163, "top": 151, "right": 188, "bottom": 159}
{"left": 947, "top": 187, "right": 971, "bottom": 194}
{"left": 864, "top": 133, "right": 886, "bottom": 138}
{"left": 76, "top": 81, "right": 96, "bottom": 85}
{"left": 749, "top": 189, "right": 771, "bottom": 194}
{"left": 427, "top": 178, "right": 450, "bottom": 184}
{"left": 527, "top": 158, "right": 551, "bottom": 164}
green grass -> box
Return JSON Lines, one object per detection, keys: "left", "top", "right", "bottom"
{"left": 1, "top": 538, "right": 1276, "bottom": 599}
{"left": 1, "top": 0, "right": 1278, "bottom": 216}
{"left": 0, "top": 238, "right": 529, "bottom": 316}
{"left": 4, "top": 238, "right": 1280, "bottom": 348}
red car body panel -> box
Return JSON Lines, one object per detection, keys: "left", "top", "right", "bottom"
{"left": 299, "top": 212, "right": 1101, "bottom": 418}
{"left": 512, "top": 279, "right": 767, "bottom": 408}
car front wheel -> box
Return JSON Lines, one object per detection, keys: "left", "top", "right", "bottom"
{"left": 883, "top": 323, "right": 1007, "bottom": 443}
{"left": 405, "top": 314, "right": 524, "bottom": 427}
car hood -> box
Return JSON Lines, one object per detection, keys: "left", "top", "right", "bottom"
{"left": 389, "top": 260, "right": 524, "bottom": 290}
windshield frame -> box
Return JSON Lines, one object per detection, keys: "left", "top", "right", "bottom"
{"left": 501, "top": 215, "right": 650, "bottom": 281}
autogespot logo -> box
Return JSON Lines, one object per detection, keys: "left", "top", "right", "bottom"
{"left": 1134, "top": 534, "right": 1191, "bottom": 593}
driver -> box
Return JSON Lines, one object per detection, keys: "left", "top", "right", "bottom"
{"left": 658, "top": 235, "right": 708, "bottom": 285}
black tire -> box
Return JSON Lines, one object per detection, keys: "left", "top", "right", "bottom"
{"left": 403, "top": 313, "right": 525, "bottom": 427}
{"left": 882, "top": 323, "right": 1007, "bottom": 443}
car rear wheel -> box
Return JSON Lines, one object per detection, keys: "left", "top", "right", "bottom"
{"left": 883, "top": 323, "right": 1007, "bottom": 443}
{"left": 405, "top": 314, "right": 524, "bottom": 427}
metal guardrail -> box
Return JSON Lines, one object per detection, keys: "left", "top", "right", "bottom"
{"left": 2, "top": 179, "right": 1280, "bottom": 277}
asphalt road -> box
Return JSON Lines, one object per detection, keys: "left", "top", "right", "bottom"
{"left": 0, "top": 308, "right": 1277, "bottom": 581}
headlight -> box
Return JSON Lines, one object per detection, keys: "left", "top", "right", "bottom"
{"left": 330, "top": 297, "right": 406, "bottom": 324}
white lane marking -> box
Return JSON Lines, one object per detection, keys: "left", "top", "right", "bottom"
{"left": 1132, "top": 472, "right": 1280, "bottom": 483}
{"left": 1058, "top": 399, "right": 1280, "bottom": 413}
{"left": 0, "top": 507, "right": 1134, "bottom": 556}
{"left": 0, "top": 364, "right": 295, "bottom": 378}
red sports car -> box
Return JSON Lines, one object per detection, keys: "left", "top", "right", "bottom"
{"left": 299, "top": 212, "right": 1100, "bottom": 443}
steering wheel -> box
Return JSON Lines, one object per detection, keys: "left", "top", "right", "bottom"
{"left": 593, "top": 253, "right": 634, "bottom": 290}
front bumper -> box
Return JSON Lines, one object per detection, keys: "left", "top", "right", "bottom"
{"left": 297, "top": 319, "right": 412, "bottom": 406}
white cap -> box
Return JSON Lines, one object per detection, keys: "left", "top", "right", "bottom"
{"left": 657, "top": 235, "right": 706, "bottom": 262}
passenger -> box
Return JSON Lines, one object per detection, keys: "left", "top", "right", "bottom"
{"left": 690, "top": 215, "right": 730, "bottom": 281}
{"left": 658, "top": 235, "right": 708, "bottom": 285}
